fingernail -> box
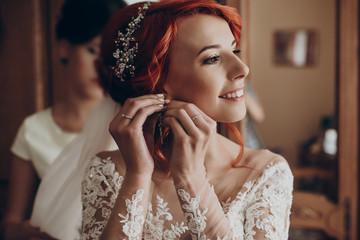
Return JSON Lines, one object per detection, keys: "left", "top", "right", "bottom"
{"left": 159, "top": 98, "right": 165, "bottom": 102}
{"left": 165, "top": 99, "right": 171, "bottom": 103}
{"left": 157, "top": 94, "right": 164, "bottom": 98}
{"left": 158, "top": 104, "right": 164, "bottom": 107}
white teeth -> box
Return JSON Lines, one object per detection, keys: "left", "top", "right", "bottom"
{"left": 222, "top": 89, "right": 244, "bottom": 99}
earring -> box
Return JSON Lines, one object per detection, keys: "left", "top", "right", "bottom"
{"left": 60, "top": 58, "right": 68, "bottom": 65}
{"left": 157, "top": 112, "right": 164, "bottom": 144}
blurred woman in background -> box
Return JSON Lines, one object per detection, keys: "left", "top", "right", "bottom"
{"left": 2, "top": 0, "right": 126, "bottom": 239}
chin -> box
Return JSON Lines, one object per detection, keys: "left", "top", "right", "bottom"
{"left": 215, "top": 112, "right": 246, "bottom": 123}
{"left": 231, "top": 108, "right": 247, "bottom": 121}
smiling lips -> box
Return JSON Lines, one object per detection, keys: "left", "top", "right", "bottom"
{"left": 219, "top": 88, "right": 244, "bottom": 100}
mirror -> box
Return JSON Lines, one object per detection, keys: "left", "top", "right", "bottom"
{"left": 273, "top": 29, "right": 318, "bottom": 67}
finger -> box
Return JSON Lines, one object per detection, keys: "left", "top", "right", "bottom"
{"left": 130, "top": 104, "right": 165, "bottom": 129}
{"left": 164, "top": 99, "right": 189, "bottom": 111}
{"left": 113, "top": 94, "right": 165, "bottom": 125}
{"left": 122, "top": 94, "right": 165, "bottom": 117}
{"left": 143, "top": 112, "right": 159, "bottom": 135}
{"left": 123, "top": 93, "right": 165, "bottom": 102}
{"left": 165, "top": 103, "right": 212, "bottom": 135}
{"left": 162, "top": 116, "right": 188, "bottom": 140}
{"left": 166, "top": 100, "right": 212, "bottom": 124}
{"left": 163, "top": 108, "right": 201, "bottom": 137}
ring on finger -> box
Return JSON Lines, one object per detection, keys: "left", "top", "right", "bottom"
{"left": 192, "top": 114, "right": 202, "bottom": 122}
{"left": 121, "top": 113, "right": 133, "bottom": 120}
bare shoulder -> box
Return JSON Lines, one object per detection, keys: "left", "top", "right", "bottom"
{"left": 216, "top": 133, "right": 288, "bottom": 171}
{"left": 239, "top": 148, "right": 288, "bottom": 172}
{"left": 225, "top": 147, "right": 291, "bottom": 188}
{"left": 212, "top": 136, "right": 292, "bottom": 199}
{"left": 228, "top": 148, "right": 292, "bottom": 194}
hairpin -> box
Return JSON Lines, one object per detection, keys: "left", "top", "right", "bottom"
{"left": 111, "top": 2, "right": 151, "bottom": 81}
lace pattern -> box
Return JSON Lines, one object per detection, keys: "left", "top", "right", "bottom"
{"left": 118, "top": 189, "right": 145, "bottom": 239}
{"left": 144, "top": 196, "right": 188, "bottom": 240}
{"left": 81, "top": 157, "right": 123, "bottom": 239}
{"left": 81, "top": 157, "right": 293, "bottom": 240}
{"left": 178, "top": 189, "right": 208, "bottom": 239}
{"left": 223, "top": 162, "right": 293, "bottom": 240}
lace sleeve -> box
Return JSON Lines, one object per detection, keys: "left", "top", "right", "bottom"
{"left": 81, "top": 157, "right": 123, "bottom": 240}
{"left": 174, "top": 175, "right": 235, "bottom": 239}
{"left": 244, "top": 161, "right": 293, "bottom": 240}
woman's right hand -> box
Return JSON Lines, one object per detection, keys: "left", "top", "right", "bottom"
{"left": 108, "top": 94, "right": 167, "bottom": 176}
{"left": 3, "top": 220, "right": 56, "bottom": 240}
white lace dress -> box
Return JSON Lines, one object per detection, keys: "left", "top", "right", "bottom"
{"left": 81, "top": 156, "right": 293, "bottom": 240}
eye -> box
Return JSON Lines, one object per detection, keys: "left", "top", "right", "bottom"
{"left": 203, "top": 55, "right": 220, "bottom": 65}
{"left": 88, "top": 47, "right": 98, "bottom": 55}
{"left": 233, "top": 49, "right": 241, "bottom": 55}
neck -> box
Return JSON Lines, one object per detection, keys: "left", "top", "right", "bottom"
{"left": 204, "top": 132, "right": 232, "bottom": 169}
{"left": 52, "top": 91, "right": 102, "bottom": 132}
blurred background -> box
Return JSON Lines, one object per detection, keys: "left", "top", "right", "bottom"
{"left": 0, "top": 0, "right": 359, "bottom": 239}
{"left": 225, "top": 0, "right": 359, "bottom": 239}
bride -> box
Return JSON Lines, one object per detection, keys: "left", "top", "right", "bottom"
{"left": 81, "top": 0, "right": 293, "bottom": 239}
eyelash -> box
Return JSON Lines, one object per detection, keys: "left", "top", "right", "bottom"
{"left": 203, "top": 50, "right": 241, "bottom": 65}
{"left": 203, "top": 55, "right": 220, "bottom": 65}
{"left": 233, "top": 49, "right": 241, "bottom": 55}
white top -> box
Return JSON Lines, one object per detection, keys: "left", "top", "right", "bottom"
{"left": 11, "top": 108, "right": 78, "bottom": 179}
{"left": 81, "top": 155, "right": 293, "bottom": 239}
{"left": 30, "top": 97, "right": 119, "bottom": 240}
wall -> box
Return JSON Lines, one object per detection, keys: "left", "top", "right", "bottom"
{"left": 0, "top": 0, "right": 59, "bottom": 221}
{"left": 248, "top": 0, "right": 336, "bottom": 166}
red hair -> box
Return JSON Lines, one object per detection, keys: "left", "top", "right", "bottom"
{"left": 97, "top": 0, "right": 244, "bottom": 172}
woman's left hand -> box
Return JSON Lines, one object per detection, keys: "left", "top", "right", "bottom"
{"left": 162, "top": 100, "right": 217, "bottom": 177}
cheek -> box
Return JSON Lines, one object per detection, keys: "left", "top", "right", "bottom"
{"left": 80, "top": 54, "right": 96, "bottom": 71}
{"left": 166, "top": 73, "right": 205, "bottom": 102}
{"left": 166, "top": 67, "right": 219, "bottom": 103}
{"left": 75, "top": 56, "right": 98, "bottom": 79}
{"left": 169, "top": 80, "right": 220, "bottom": 118}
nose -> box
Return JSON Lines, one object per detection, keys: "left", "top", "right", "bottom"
{"left": 227, "top": 54, "right": 249, "bottom": 81}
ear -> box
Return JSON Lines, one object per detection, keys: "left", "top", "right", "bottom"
{"left": 58, "top": 39, "right": 71, "bottom": 60}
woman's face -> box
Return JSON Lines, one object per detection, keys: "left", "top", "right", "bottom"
{"left": 164, "top": 14, "right": 249, "bottom": 123}
{"left": 66, "top": 36, "right": 103, "bottom": 99}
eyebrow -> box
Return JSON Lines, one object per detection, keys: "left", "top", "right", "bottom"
{"left": 197, "top": 39, "right": 237, "bottom": 56}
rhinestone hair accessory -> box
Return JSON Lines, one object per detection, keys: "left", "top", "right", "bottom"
{"left": 111, "top": 2, "right": 151, "bottom": 81}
